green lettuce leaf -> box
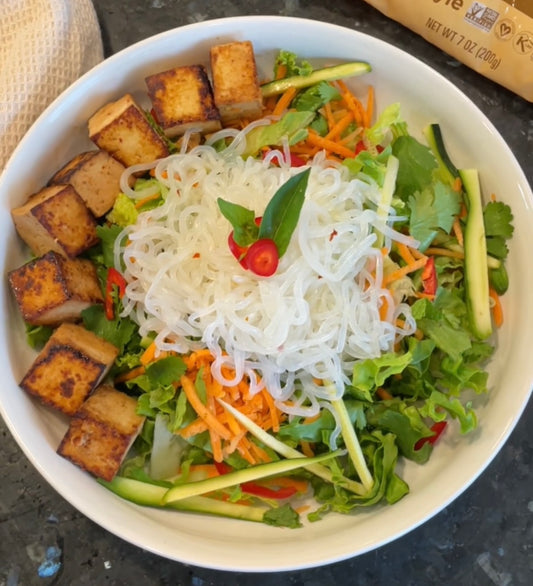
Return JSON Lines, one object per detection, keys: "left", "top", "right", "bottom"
{"left": 242, "top": 111, "right": 315, "bottom": 157}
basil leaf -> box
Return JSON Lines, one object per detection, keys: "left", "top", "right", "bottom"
{"left": 216, "top": 198, "right": 259, "bottom": 246}
{"left": 258, "top": 168, "right": 310, "bottom": 257}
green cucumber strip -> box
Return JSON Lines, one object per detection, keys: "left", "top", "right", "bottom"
{"left": 459, "top": 168, "right": 493, "bottom": 340}
{"left": 261, "top": 61, "right": 371, "bottom": 97}
{"left": 423, "top": 123, "right": 460, "bottom": 186}
{"left": 330, "top": 397, "right": 374, "bottom": 492}
{"left": 99, "top": 476, "right": 267, "bottom": 522}
{"left": 375, "top": 154, "right": 399, "bottom": 249}
{"left": 163, "top": 451, "right": 342, "bottom": 504}
{"left": 217, "top": 397, "right": 366, "bottom": 495}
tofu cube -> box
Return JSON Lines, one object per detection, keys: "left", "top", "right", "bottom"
{"left": 57, "top": 384, "right": 145, "bottom": 481}
{"left": 210, "top": 41, "right": 263, "bottom": 124}
{"left": 49, "top": 150, "right": 126, "bottom": 217}
{"left": 20, "top": 323, "right": 119, "bottom": 416}
{"left": 11, "top": 184, "right": 99, "bottom": 258}
{"left": 146, "top": 65, "right": 222, "bottom": 138}
{"left": 88, "top": 93, "right": 170, "bottom": 168}
{"left": 8, "top": 250, "right": 104, "bottom": 326}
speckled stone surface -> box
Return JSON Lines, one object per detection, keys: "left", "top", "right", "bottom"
{"left": 1, "top": 1, "right": 532, "bottom": 584}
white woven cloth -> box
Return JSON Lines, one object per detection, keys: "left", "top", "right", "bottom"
{"left": 0, "top": 0, "right": 103, "bottom": 170}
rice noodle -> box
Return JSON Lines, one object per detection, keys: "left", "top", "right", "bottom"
{"left": 116, "top": 142, "right": 416, "bottom": 417}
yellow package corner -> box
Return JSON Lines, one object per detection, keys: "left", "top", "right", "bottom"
{"left": 363, "top": 0, "right": 533, "bottom": 102}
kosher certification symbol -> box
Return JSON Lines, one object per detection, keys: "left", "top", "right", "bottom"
{"left": 512, "top": 31, "right": 533, "bottom": 56}
{"left": 465, "top": 2, "right": 500, "bottom": 33}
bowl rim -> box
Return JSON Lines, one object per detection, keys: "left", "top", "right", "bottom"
{"left": 1, "top": 15, "right": 532, "bottom": 572}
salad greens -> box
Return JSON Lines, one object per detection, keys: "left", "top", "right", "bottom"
{"left": 31, "top": 49, "right": 514, "bottom": 527}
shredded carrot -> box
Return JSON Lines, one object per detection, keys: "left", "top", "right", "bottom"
{"left": 489, "top": 287, "right": 504, "bottom": 328}
{"left": 180, "top": 375, "right": 232, "bottom": 441}
{"left": 379, "top": 296, "right": 390, "bottom": 321}
{"left": 248, "top": 441, "right": 271, "bottom": 464}
{"left": 114, "top": 365, "right": 145, "bottom": 383}
{"left": 425, "top": 247, "right": 465, "bottom": 260}
{"left": 382, "top": 257, "right": 427, "bottom": 286}
{"left": 300, "top": 440, "right": 315, "bottom": 458}
{"left": 324, "top": 111, "right": 354, "bottom": 141}
{"left": 140, "top": 341, "right": 158, "bottom": 366}
{"left": 376, "top": 387, "right": 393, "bottom": 401}
{"left": 134, "top": 193, "right": 161, "bottom": 209}
{"left": 173, "top": 350, "right": 286, "bottom": 465}
{"left": 323, "top": 101, "right": 336, "bottom": 132}
{"left": 306, "top": 130, "right": 355, "bottom": 159}
{"left": 452, "top": 216, "right": 464, "bottom": 247}
{"left": 335, "top": 79, "right": 366, "bottom": 127}
{"left": 261, "top": 388, "right": 280, "bottom": 432}
{"left": 365, "top": 85, "right": 375, "bottom": 128}
{"left": 453, "top": 177, "right": 463, "bottom": 193}
{"left": 396, "top": 242, "right": 417, "bottom": 265}
{"left": 179, "top": 418, "right": 209, "bottom": 439}
{"left": 262, "top": 476, "right": 309, "bottom": 494}
{"left": 409, "top": 247, "right": 427, "bottom": 261}
{"left": 303, "top": 412, "right": 321, "bottom": 425}
{"left": 272, "top": 86, "right": 297, "bottom": 117}
{"left": 206, "top": 393, "right": 223, "bottom": 462}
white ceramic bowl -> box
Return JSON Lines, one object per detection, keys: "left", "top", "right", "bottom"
{"left": 1, "top": 16, "right": 531, "bottom": 572}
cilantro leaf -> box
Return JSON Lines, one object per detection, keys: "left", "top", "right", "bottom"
{"left": 292, "top": 81, "right": 340, "bottom": 112}
{"left": 408, "top": 181, "right": 461, "bottom": 250}
{"left": 263, "top": 504, "right": 302, "bottom": 528}
{"left": 483, "top": 201, "right": 514, "bottom": 260}
{"left": 145, "top": 356, "right": 187, "bottom": 387}
{"left": 483, "top": 201, "right": 514, "bottom": 238}
{"left": 392, "top": 135, "right": 437, "bottom": 199}
{"left": 81, "top": 304, "right": 137, "bottom": 353}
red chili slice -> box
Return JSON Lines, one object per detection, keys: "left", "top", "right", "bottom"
{"left": 227, "top": 217, "right": 263, "bottom": 269}
{"left": 105, "top": 267, "right": 127, "bottom": 320}
{"left": 262, "top": 149, "right": 306, "bottom": 167}
{"left": 422, "top": 256, "right": 438, "bottom": 296}
{"left": 244, "top": 239, "right": 279, "bottom": 277}
{"left": 228, "top": 232, "right": 249, "bottom": 268}
{"left": 213, "top": 462, "right": 297, "bottom": 500}
{"left": 414, "top": 421, "right": 448, "bottom": 450}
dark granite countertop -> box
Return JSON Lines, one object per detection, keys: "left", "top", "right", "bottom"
{"left": 1, "top": 1, "right": 532, "bottom": 584}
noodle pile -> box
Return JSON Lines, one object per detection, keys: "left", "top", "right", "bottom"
{"left": 117, "top": 138, "right": 416, "bottom": 417}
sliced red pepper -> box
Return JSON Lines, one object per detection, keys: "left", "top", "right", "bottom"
{"left": 244, "top": 238, "right": 279, "bottom": 277}
{"left": 228, "top": 217, "right": 263, "bottom": 269}
{"left": 355, "top": 141, "right": 385, "bottom": 155}
{"left": 105, "top": 267, "right": 127, "bottom": 320}
{"left": 355, "top": 140, "right": 366, "bottom": 155}
{"left": 214, "top": 462, "right": 297, "bottom": 500}
{"left": 414, "top": 421, "right": 447, "bottom": 450}
{"left": 422, "top": 256, "right": 438, "bottom": 296}
{"left": 228, "top": 232, "right": 249, "bottom": 268}
{"left": 262, "top": 149, "right": 306, "bottom": 167}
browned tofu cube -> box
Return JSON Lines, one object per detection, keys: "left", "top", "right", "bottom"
{"left": 11, "top": 184, "right": 99, "bottom": 258}
{"left": 88, "top": 93, "right": 170, "bottom": 168}
{"left": 146, "top": 65, "right": 222, "bottom": 138}
{"left": 8, "top": 250, "right": 104, "bottom": 326}
{"left": 49, "top": 150, "right": 125, "bottom": 217}
{"left": 210, "top": 41, "right": 263, "bottom": 124}
{"left": 57, "top": 384, "right": 145, "bottom": 481}
{"left": 20, "top": 323, "right": 119, "bottom": 416}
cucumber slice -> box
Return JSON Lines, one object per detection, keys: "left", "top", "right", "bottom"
{"left": 459, "top": 168, "right": 493, "bottom": 340}
{"left": 424, "top": 123, "right": 460, "bottom": 186}
{"left": 163, "top": 451, "right": 340, "bottom": 504}
{"left": 99, "top": 476, "right": 267, "bottom": 522}
{"left": 261, "top": 61, "right": 371, "bottom": 97}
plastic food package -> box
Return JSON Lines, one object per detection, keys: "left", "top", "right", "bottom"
{"left": 363, "top": 0, "right": 533, "bottom": 101}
